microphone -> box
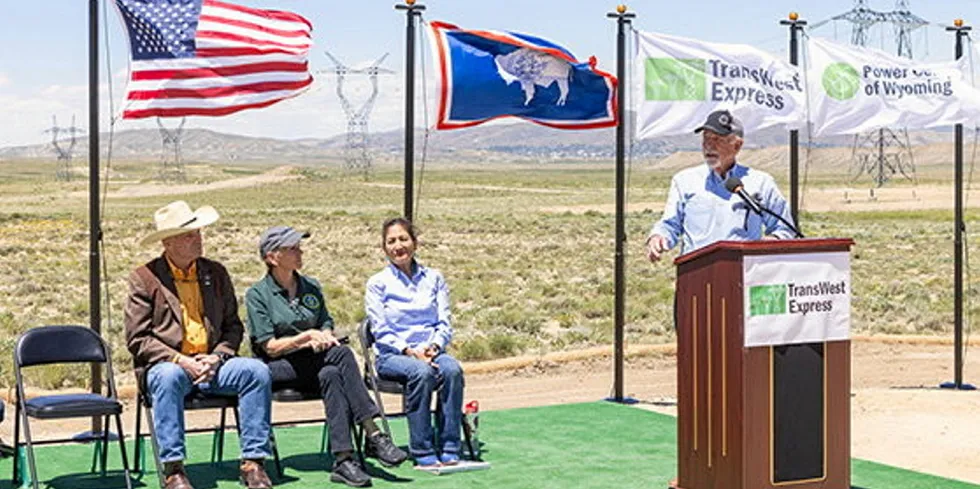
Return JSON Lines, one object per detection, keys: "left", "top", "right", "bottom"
{"left": 724, "top": 177, "right": 763, "bottom": 215}
{"left": 724, "top": 176, "right": 805, "bottom": 238}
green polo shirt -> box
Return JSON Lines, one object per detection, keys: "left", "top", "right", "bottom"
{"left": 245, "top": 272, "right": 334, "bottom": 349}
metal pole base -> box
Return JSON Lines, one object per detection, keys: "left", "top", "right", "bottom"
{"left": 602, "top": 396, "right": 640, "bottom": 405}
{"left": 939, "top": 381, "right": 977, "bottom": 391}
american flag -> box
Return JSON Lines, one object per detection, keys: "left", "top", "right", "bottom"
{"left": 115, "top": 0, "right": 313, "bottom": 119}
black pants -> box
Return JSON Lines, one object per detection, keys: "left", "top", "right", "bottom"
{"left": 266, "top": 345, "right": 380, "bottom": 454}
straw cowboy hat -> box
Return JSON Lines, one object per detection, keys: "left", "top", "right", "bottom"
{"left": 140, "top": 200, "right": 220, "bottom": 246}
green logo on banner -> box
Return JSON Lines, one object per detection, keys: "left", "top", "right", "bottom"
{"left": 645, "top": 58, "right": 706, "bottom": 101}
{"left": 749, "top": 285, "right": 787, "bottom": 316}
{"left": 821, "top": 62, "right": 861, "bottom": 101}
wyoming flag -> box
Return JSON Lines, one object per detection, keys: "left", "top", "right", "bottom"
{"left": 430, "top": 21, "right": 617, "bottom": 130}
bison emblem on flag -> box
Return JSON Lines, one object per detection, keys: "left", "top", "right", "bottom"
{"left": 494, "top": 48, "right": 572, "bottom": 106}
{"left": 430, "top": 21, "right": 617, "bottom": 130}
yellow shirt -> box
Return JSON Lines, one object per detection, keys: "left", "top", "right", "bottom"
{"left": 167, "top": 258, "right": 209, "bottom": 355}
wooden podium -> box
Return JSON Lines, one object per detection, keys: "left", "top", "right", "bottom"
{"left": 671, "top": 239, "right": 854, "bottom": 489}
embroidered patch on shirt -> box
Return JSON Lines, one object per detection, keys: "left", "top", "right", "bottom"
{"left": 301, "top": 293, "right": 321, "bottom": 311}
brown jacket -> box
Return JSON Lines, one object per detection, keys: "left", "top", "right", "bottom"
{"left": 124, "top": 255, "right": 243, "bottom": 384}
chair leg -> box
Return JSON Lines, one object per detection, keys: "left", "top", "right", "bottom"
{"left": 133, "top": 399, "right": 143, "bottom": 476}
{"left": 270, "top": 429, "right": 283, "bottom": 478}
{"left": 100, "top": 415, "right": 111, "bottom": 476}
{"left": 352, "top": 423, "right": 365, "bottom": 467}
{"left": 12, "top": 402, "right": 20, "bottom": 485}
{"left": 20, "top": 407, "right": 40, "bottom": 489}
{"left": 211, "top": 407, "right": 226, "bottom": 465}
{"left": 368, "top": 384, "right": 391, "bottom": 437}
{"left": 434, "top": 402, "right": 443, "bottom": 454}
{"left": 144, "top": 405, "right": 166, "bottom": 489}
{"left": 319, "top": 422, "right": 329, "bottom": 454}
{"left": 114, "top": 413, "right": 134, "bottom": 489}
{"left": 462, "top": 417, "right": 477, "bottom": 461}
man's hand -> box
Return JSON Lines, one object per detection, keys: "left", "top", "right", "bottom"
{"left": 193, "top": 354, "right": 222, "bottom": 384}
{"left": 645, "top": 235, "right": 670, "bottom": 262}
{"left": 176, "top": 355, "right": 210, "bottom": 384}
{"left": 423, "top": 344, "right": 440, "bottom": 360}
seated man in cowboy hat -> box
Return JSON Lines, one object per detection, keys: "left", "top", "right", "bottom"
{"left": 124, "top": 201, "right": 274, "bottom": 489}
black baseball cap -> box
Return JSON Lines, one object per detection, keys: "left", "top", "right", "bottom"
{"left": 694, "top": 110, "right": 744, "bottom": 137}
{"left": 259, "top": 225, "right": 310, "bottom": 258}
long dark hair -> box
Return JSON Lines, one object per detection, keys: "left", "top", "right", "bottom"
{"left": 382, "top": 217, "right": 417, "bottom": 245}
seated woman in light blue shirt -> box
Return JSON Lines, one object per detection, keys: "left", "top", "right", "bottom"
{"left": 364, "top": 217, "right": 463, "bottom": 468}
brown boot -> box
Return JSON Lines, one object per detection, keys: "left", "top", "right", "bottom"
{"left": 162, "top": 461, "right": 194, "bottom": 489}
{"left": 240, "top": 459, "right": 273, "bottom": 489}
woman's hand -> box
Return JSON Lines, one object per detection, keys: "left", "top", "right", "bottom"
{"left": 404, "top": 347, "right": 438, "bottom": 368}
{"left": 310, "top": 330, "right": 341, "bottom": 353}
{"left": 290, "top": 330, "right": 319, "bottom": 351}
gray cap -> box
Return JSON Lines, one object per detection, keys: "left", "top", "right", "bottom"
{"left": 694, "top": 110, "right": 744, "bottom": 137}
{"left": 258, "top": 225, "right": 310, "bottom": 258}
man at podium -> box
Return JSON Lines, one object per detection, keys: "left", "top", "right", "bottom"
{"left": 645, "top": 110, "right": 798, "bottom": 261}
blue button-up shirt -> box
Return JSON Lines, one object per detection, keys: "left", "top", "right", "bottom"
{"left": 650, "top": 162, "right": 796, "bottom": 254}
{"left": 364, "top": 261, "right": 453, "bottom": 356}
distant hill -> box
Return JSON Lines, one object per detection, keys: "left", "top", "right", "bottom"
{"left": 0, "top": 122, "right": 954, "bottom": 164}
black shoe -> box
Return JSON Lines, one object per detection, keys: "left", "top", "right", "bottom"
{"left": 331, "top": 458, "right": 372, "bottom": 488}
{"left": 365, "top": 432, "right": 409, "bottom": 467}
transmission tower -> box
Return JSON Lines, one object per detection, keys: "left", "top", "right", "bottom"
{"left": 889, "top": 0, "right": 928, "bottom": 59}
{"left": 45, "top": 115, "right": 84, "bottom": 182}
{"left": 156, "top": 117, "right": 187, "bottom": 182}
{"left": 323, "top": 51, "right": 393, "bottom": 178}
{"left": 832, "top": 0, "right": 921, "bottom": 188}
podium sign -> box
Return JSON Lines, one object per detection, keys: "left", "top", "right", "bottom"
{"left": 743, "top": 252, "right": 851, "bottom": 347}
{"left": 672, "top": 239, "right": 853, "bottom": 489}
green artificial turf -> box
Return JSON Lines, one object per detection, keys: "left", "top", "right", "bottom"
{"left": 0, "top": 402, "right": 975, "bottom": 489}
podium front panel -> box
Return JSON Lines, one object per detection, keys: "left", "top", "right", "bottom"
{"left": 674, "top": 240, "right": 852, "bottom": 489}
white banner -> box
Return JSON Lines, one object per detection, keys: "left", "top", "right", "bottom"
{"left": 634, "top": 31, "right": 806, "bottom": 139}
{"left": 743, "top": 252, "right": 851, "bottom": 347}
{"left": 807, "top": 37, "right": 980, "bottom": 136}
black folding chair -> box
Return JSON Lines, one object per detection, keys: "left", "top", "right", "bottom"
{"left": 356, "top": 320, "right": 477, "bottom": 460}
{"left": 268, "top": 385, "right": 366, "bottom": 476}
{"left": 254, "top": 334, "right": 364, "bottom": 477}
{"left": 12, "top": 325, "right": 133, "bottom": 489}
{"left": 132, "top": 378, "right": 243, "bottom": 488}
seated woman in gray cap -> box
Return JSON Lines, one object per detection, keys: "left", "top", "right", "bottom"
{"left": 245, "top": 225, "right": 407, "bottom": 488}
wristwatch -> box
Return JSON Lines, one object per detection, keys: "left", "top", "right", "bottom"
{"left": 215, "top": 352, "right": 233, "bottom": 364}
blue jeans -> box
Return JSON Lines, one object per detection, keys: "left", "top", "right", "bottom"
{"left": 146, "top": 357, "right": 273, "bottom": 463}
{"left": 376, "top": 353, "right": 464, "bottom": 458}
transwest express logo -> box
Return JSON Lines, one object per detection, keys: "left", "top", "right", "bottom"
{"left": 749, "top": 281, "right": 847, "bottom": 317}
{"left": 645, "top": 58, "right": 706, "bottom": 101}
{"left": 645, "top": 57, "right": 799, "bottom": 109}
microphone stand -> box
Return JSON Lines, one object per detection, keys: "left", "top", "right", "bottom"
{"left": 753, "top": 203, "right": 805, "bottom": 239}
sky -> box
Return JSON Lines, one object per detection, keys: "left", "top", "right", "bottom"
{"left": 0, "top": 0, "right": 978, "bottom": 148}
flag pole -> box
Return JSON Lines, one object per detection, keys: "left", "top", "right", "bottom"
{"left": 606, "top": 4, "right": 636, "bottom": 404}
{"left": 395, "top": 0, "right": 425, "bottom": 223}
{"left": 780, "top": 12, "right": 806, "bottom": 226}
{"left": 88, "top": 0, "right": 104, "bottom": 432}
{"left": 942, "top": 19, "right": 976, "bottom": 391}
